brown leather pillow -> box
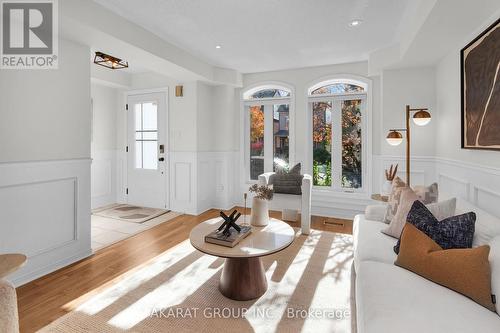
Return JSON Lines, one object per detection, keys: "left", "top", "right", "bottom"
{"left": 395, "top": 224, "right": 495, "bottom": 311}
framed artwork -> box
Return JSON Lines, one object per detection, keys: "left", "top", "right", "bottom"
{"left": 461, "top": 18, "right": 500, "bottom": 150}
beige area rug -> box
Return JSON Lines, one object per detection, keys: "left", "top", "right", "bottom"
{"left": 40, "top": 229, "right": 354, "bottom": 333}
{"left": 94, "top": 204, "right": 170, "bottom": 223}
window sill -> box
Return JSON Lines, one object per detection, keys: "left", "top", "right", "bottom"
{"left": 312, "top": 187, "right": 369, "bottom": 199}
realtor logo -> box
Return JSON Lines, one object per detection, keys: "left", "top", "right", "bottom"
{"left": 1, "top": 0, "right": 58, "bottom": 69}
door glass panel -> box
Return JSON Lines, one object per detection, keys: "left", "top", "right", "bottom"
{"left": 312, "top": 101, "right": 332, "bottom": 186}
{"left": 134, "top": 105, "right": 142, "bottom": 130}
{"left": 273, "top": 104, "right": 289, "bottom": 171}
{"left": 142, "top": 141, "right": 158, "bottom": 170}
{"left": 134, "top": 102, "right": 158, "bottom": 170}
{"left": 249, "top": 105, "right": 264, "bottom": 180}
{"left": 142, "top": 131, "right": 158, "bottom": 140}
{"left": 135, "top": 141, "right": 143, "bottom": 169}
{"left": 342, "top": 99, "right": 362, "bottom": 188}
{"left": 142, "top": 102, "right": 157, "bottom": 130}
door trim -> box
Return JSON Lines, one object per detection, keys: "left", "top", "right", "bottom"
{"left": 124, "top": 88, "right": 169, "bottom": 209}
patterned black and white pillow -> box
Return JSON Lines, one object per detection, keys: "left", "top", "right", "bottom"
{"left": 394, "top": 200, "right": 476, "bottom": 254}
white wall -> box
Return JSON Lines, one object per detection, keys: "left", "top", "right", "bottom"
{"left": 91, "top": 83, "right": 119, "bottom": 208}
{"left": 436, "top": 45, "right": 500, "bottom": 168}
{"left": 0, "top": 39, "right": 91, "bottom": 162}
{"left": 0, "top": 38, "right": 92, "bottom": 286}
{"left": 432, "top": 14, "right": 500, "bottom": 217}
{"left": 380, "top": 67, "right": 436, "bottom": 157}
{"left": 196, "top": 83, "right": 239, "bottom": 212}
{"left": 197, "top": 82, "right": 215, "bottom": 152}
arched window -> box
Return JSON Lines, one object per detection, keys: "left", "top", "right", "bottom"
{"left": 308, "top": 79, "right": 367, "bottom": 190}
{"left": 243, "top": 84, "right": 293, "bottom": 180}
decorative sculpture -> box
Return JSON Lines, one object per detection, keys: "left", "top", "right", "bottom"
{"left": 217, "top": 210, "right": 242, "bottom": 237}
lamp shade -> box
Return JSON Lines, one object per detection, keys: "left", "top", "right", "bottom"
{"left": 412, "top": 110, "right": 431, "bottom": 126}
{"left": 386, "top": 130, "right": 403, "bottom": 146}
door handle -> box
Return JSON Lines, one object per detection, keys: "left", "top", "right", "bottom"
{"left": 159, "top": 157, "right": 165, "bottom": 162}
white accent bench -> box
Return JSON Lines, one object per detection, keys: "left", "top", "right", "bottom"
{"left": 258, "top": 172, "right": 312, "bottom": 235}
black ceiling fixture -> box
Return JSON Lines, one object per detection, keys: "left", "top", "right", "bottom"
{"left": 93, "top": 51, "right": 128, "bottom": 69}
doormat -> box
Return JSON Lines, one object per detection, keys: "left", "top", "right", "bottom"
{"left": 93, "top": 204, "right": 170, "bottom": 223}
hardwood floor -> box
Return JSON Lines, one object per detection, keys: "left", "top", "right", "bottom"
{"left": 16, "top": 208, "right": 351, "bottom": 332}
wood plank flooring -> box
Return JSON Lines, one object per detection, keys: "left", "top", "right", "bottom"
{"left": 16, "top": 208, "right": 352, "bottom": 332}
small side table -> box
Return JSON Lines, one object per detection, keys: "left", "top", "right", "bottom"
{"left": 371, "top": 193, "right": 389, "bottom": 202}
{"left": 0, "top": 254, "right": 27, "bottom": 279}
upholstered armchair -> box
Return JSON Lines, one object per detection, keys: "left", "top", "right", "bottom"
{"left": 258, "top": 172, "right": 312, "bottom": 235}
{"left": 0, "top": 279, "right": 19, "bottom": 333}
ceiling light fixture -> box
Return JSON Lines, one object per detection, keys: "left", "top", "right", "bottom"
{"left": 93, "top": 51, "right": 128, "bottom": 70}
{"left": 215, "top": 45, "right": 222, "bottom": 49}
{"left": 349, "top": 20, "right": 362, "bottom": 27}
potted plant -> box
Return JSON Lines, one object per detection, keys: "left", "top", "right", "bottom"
{"left": 249, "top": 184, "right": 273, "bottom": 226}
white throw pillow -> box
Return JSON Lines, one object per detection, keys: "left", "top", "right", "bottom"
{"left": 455, "top": 198, "right": 500, "bottom": 246}
{"left": 426, "top": 197, "right": 457, "bottom": 221}
{"left": 364, "top": 204, "right": 388, "bottom": 222}
{"left": 382, "top": 188, "right": 418, "bottom": 238}
{"left": 488, "top": 235, "right": 500, "bottom": 314}
{"left": 381, "top": 197, "right": 457, "bottom": 239}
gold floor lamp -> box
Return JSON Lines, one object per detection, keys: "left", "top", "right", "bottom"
{"left": 386, "top": 105, "right": 431, "bottom": 187}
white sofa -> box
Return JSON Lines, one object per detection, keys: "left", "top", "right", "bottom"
{"left": 353, "top": 196, "right": 500, "bottom": 333}
{"left": 258, "top": 172, "right": 312, "bottom": 235}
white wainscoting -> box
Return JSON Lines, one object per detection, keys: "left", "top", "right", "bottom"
{"left": 436, "top": 157, "right": 500, "bottom": 218}
{"left": 0, "top": 158, "right": 92, "bottom": 286}
{"left": 373, "top": 155, "right": 500, "bottom": 218}
{"left": 91, "top": 149, "right": 117, "bottom": 209}
{"left": 116, "top": 150, "right": 127, "bottom": 204}
{"left": 168, "top": 151, "right": 238, "bottom": 215}
{"left": 124, "top": 151, "right": 500, "bottom": 221}
{"left": 170, "top": 152, "right": 197, "bottom": 214}
{"left": 372, "top": 155, "right": 437, "bottom": 193}
{"left": 197, "top": 152, "right": 238, "bottom": 214}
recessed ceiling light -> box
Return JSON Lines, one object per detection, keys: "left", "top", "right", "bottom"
{"left": 215, "top": 45, "right": 222, "bottom": 49}
{"left": 349, "top": 20, "right": 362, "bottom": 27}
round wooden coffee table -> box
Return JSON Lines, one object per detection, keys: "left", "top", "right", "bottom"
{"left": 190, "top": 216, "right": 295, "bottom": 301}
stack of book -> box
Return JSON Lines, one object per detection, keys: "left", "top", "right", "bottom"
{"left": 205, "top": 225, "right": 252, "bottom": 248}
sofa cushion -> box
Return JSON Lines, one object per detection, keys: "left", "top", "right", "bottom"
{"left": 364, "top": 204, "right": 387, "bottom": 222}
{"left": 356, "top": 261, "right": 500, "bottom": 333}
{"left": 382, "top": 188, "right": 418, "bottom": 238}
{"left": 489, "top": 235, "right": 500, "bottom": 313}
{"left": 384, "top": 177, "right": 407, "bottom": 223}
{"left": 426, "top": 197, "right": 457, "bottom": 220}
{"left": 353, "top": 214, "right": 397, "bottom": 272}
{"left": 270, "top": 163, "right": 303, "bottom": 195}
{"left": 414, "top": 182, "right": 439, "bottom": 204}
{"left": 455, "top": 197, "right": 500, "bottom": 246}
{"left": 395, "top": 200, "right": 476, "bottom": 254}
{"left": 396, "top": 224, "right": 495, "bottom": 312}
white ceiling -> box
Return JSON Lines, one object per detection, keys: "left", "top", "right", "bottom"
{"left": 93, "top": 0, "right": 412, "bottom": 73}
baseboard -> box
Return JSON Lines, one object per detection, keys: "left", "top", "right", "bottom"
{"left": 11, "top": 248, "right": 93, "bottom": 287}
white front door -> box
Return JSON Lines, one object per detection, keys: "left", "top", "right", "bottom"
{"left": 127, "top": 92, "right": 168, "bottom": 209}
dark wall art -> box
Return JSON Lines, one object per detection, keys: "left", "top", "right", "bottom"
{"left": 461, "top": 18, "right": 500, "bottom": 150}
